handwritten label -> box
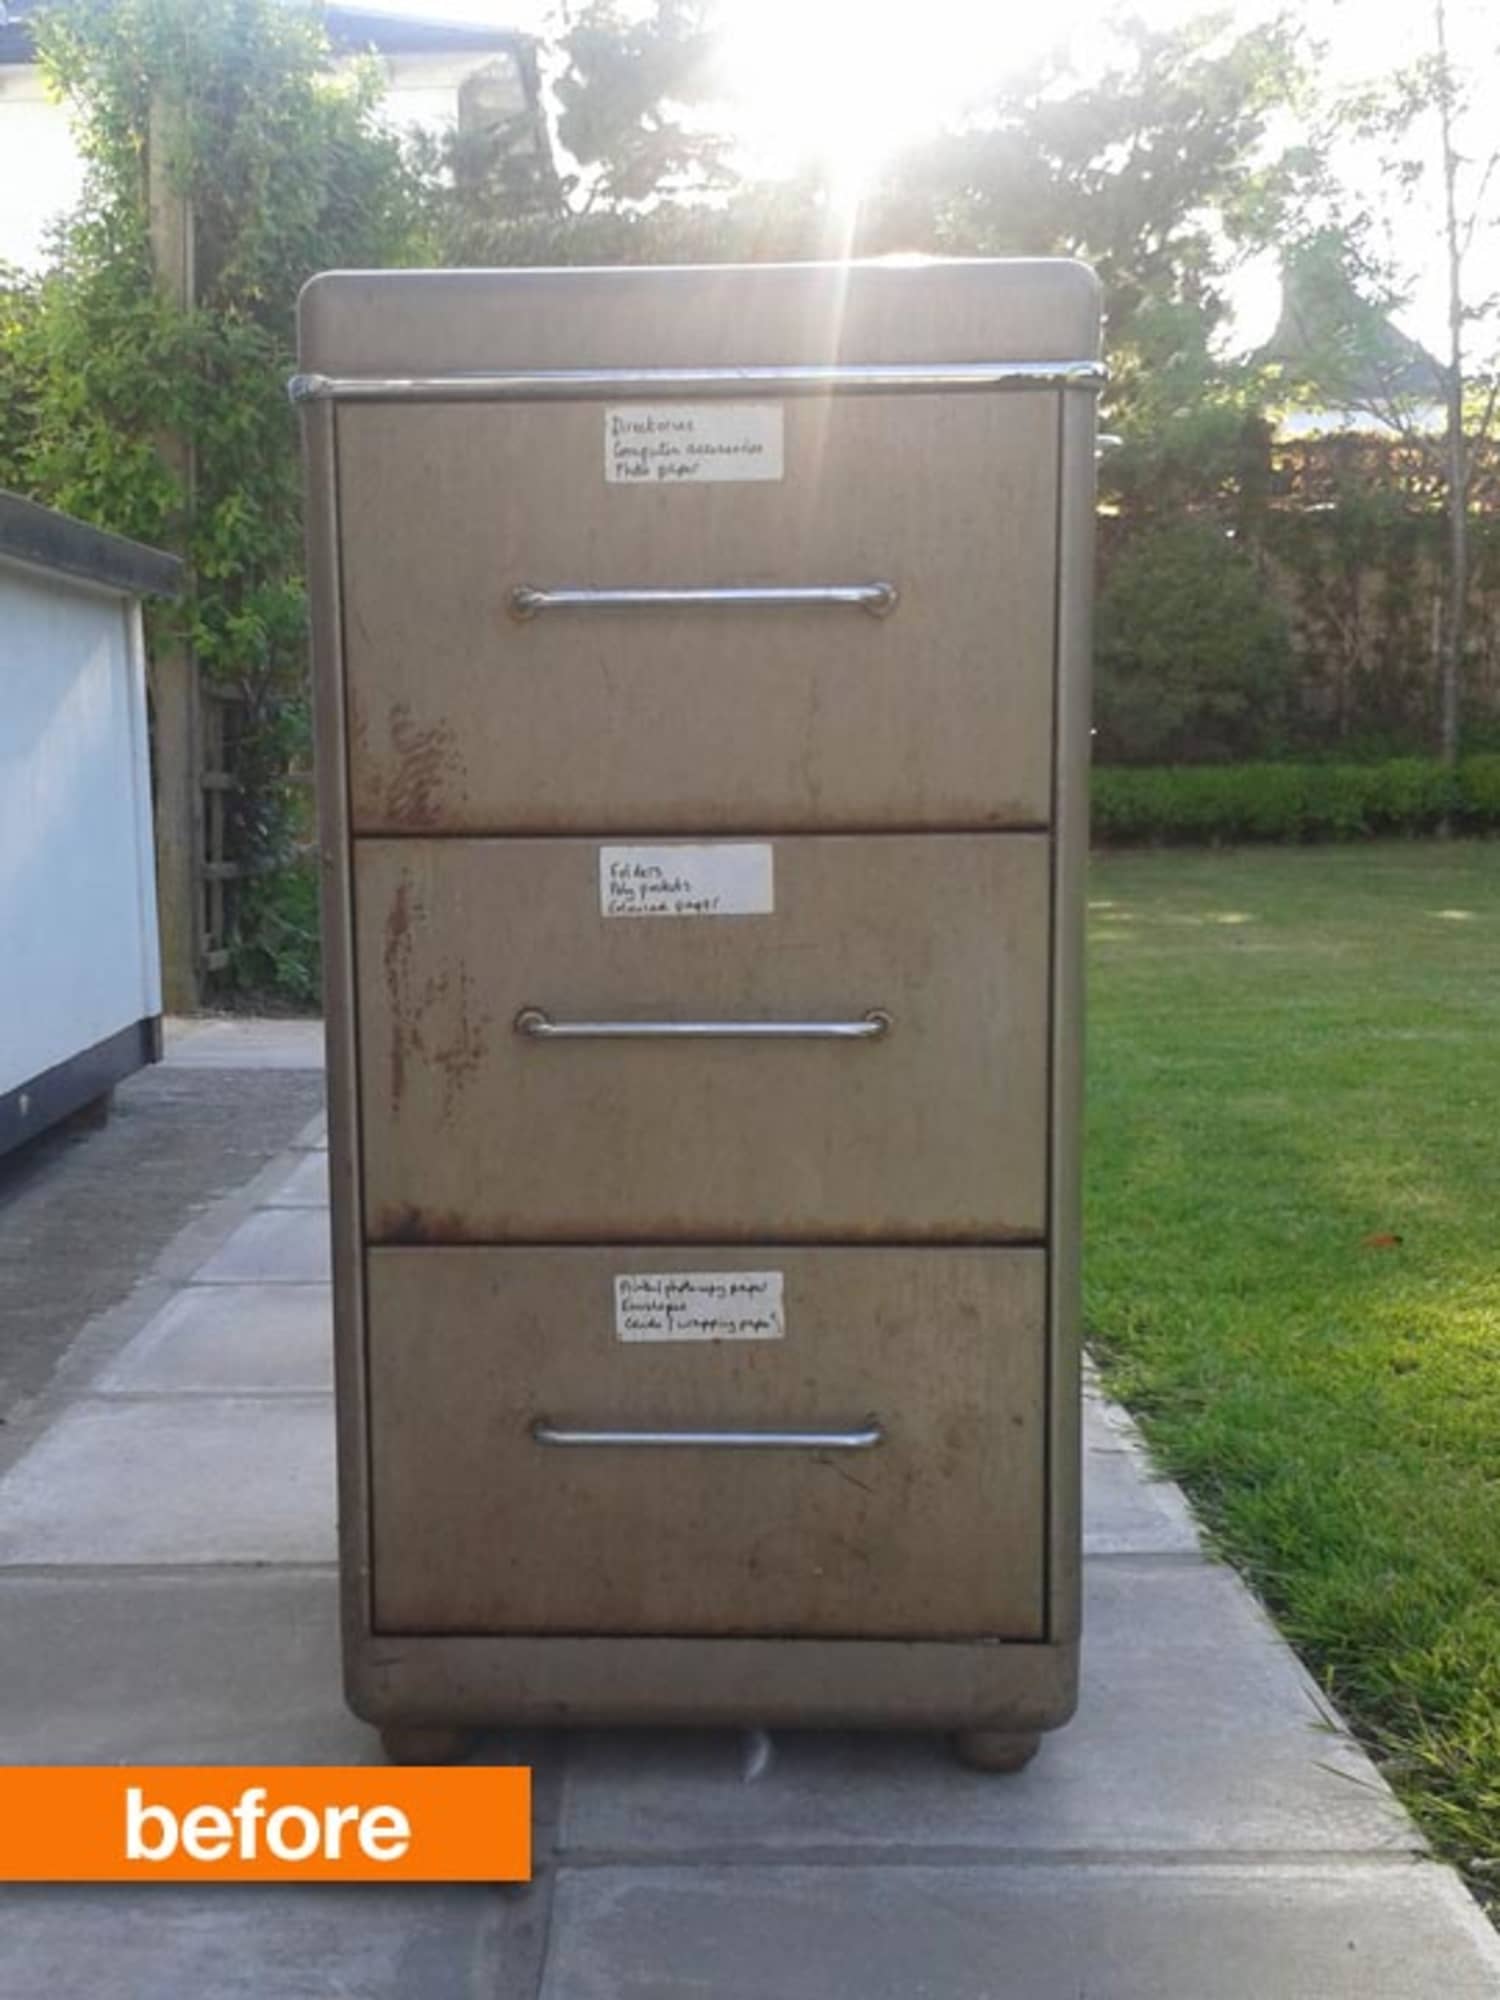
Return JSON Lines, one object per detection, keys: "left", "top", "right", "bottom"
{"left": 614, "top": 1272, "right": 786, "bottom": 1343}
{"left": 604, "top": 404, "right": 784, "bottom": 484}
{"left": 600, "top": 844, "right": 773, "bottom": 918}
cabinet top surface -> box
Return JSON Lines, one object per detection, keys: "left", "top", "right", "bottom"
{"left": 298, "top": 257, "right": 1101, "bottom": 378}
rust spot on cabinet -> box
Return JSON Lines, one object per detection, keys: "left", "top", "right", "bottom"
{"left": 386, "top": 703, "right": 466, "bottom": 830}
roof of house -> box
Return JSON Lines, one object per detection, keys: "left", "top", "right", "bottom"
{"left": 0, "top": 490, "right": 182, "bottom": 598}
{"left": 0, "top": 2, "right": 530, "bottom": 67}
{"left": 1259, "top": 254, "right": 1450, "bottom": 410}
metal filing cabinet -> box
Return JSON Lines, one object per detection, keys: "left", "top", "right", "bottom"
{"left": 295, "top": 258, "right": 1102, "bottom": 1768}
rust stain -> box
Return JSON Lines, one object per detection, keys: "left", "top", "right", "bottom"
{"left": 382, "top": 874, "right": 421, "bottom": 1111}
{"left": 372, "top": 1205, "right": 493, "bottom": 1245}
{"left": 379, "top": 871, "right": 491, "bottom": 1133}
{"left": 385, "top": 702, "right": 467, "bottom": 829}
{"left": 431, "top": 962, "right": 491, "bottom": 1120}
{"left": 350, "top": 700, "right": 371, "bottom": 757}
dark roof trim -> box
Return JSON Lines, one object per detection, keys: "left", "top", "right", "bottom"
{"left": 325, "top": 5, "right": 529, "bottom": 56}
{"left": 0, "top": 491, "right": 182, "bottom": 598}
{"left": 0, "top": 3, "right": 529, "bottom": 65}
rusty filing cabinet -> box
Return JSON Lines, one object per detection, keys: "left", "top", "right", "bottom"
{"left": 295, "top": 258, "right": 1101, "bottom": 1767}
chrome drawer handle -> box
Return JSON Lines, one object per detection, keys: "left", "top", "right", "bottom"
{"left": 515, "top": 1007, "right": 891, "bottom": 1041}
{"left": 532, "top": 1419, "right": 884, "bottom": 1451}
{"left": 509, "top": 582, "right": 898, "bottom": 620}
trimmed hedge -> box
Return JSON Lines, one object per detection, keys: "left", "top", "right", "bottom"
{"left": 1092, "top": 757, "right": 1500, "bottom": 845}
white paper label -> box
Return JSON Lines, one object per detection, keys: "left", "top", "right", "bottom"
{"left": 600, "top": 844, "right": 773, "bottom": 918}
{"left": 615, "top": 1272, "right": 785, "bottom": 1343}
{"left": 604, "top": 403, "right": 784, "bottom": 484}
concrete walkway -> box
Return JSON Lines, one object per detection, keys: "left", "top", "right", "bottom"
{"left": 1, "top": 1022, "right": 1497, "bottom": 1996}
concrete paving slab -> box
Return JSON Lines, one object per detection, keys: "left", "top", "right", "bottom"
{"left": 291, "top": 1110, "right": 328, "bottom": 1149}
{"left": 94, "top": 1284, "right": 333, "bottom": 1395}
{"left": 1083, "top": 1394, "right": 1203, "bottom": 1555}
{"left": 192, "top": 1207, "right": 331, "bottom": 1285}
{"left": 558, "top": 1560, "right": 1414, "bottom": 1859}
{"left": 0, "top": 1568, "right": 567, "bottom": 1780}
{"left": 0, "top": 1067, "right": 324, "bottom": 1425}
{"left": 0, "top": 1399, "right": 334, "bottom": 1565}
{"left": 0, "top": 1571, "right": 367, "bottom": 1764}
{"left": 264, "top": 1151, "right": 329, "bottom": 1208}
{"left": 162, "top": 1016, "right": 326, "bottom": 1070}
{"left": 0, "top": 1884, "right": 517, "bottom": 2000}
{"left": 539, "top": 1861, "right": 1500, "bottom": 2000}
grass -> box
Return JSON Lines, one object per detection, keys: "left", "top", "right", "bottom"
{"left": 1085, "top": 841, "right": 1500, "bottom": 1900}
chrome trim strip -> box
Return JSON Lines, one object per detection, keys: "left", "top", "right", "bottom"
{"left": 288, "top": 360, "right": 1106, "bottom": 405}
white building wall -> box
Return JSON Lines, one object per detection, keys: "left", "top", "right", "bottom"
{"left": 0, "top": 62, "right": 85, "bottom": 269}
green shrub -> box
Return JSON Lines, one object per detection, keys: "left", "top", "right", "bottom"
{"left": 226, "top": 857, "right": 322, "bottom": 1010}
{"left": 1094, "top": 522, "right": 1297, "bottom": 763}
{"left": 1089, "top": 758, "right": 1499, "bottom": 844}
{"left": 1456, "top": 754, "right": 1500, "bottom": 826}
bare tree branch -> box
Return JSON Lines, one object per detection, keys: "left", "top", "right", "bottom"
{"left": 1459, "top": 145, "right": 1500, "bottom": 257}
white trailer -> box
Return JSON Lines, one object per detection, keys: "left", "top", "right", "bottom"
{"left": 1, "top": 492, "right": 180, "bottom": 1154}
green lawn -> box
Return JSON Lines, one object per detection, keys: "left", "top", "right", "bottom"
{"left": 1085, "top": 842, "right": 1500, "bottom": 1897}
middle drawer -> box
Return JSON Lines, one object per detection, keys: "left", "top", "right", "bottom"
{"left": 355, "top": 834, "right": 1049, "bottom": 1244}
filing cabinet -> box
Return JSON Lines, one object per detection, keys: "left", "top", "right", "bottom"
{"left": 296, "top": 258, "right": 1101, "bottom": 1768}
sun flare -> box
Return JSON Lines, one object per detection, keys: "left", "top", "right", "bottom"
{"left": 718, "top": 0, "right": 1025, "bottom": 200}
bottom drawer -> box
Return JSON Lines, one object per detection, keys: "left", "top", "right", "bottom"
{"left": 366, "top": 1247, "right": 1046, "bottom": 1640}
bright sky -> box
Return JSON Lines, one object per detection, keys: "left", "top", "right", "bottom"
{"left": 4, "top": 0, "right": 1496, "bottom": 359}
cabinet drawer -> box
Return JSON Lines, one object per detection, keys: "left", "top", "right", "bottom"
{"left": 356, "top": 834, "right": 1049, "bottom": 1243}
{"left": 367, "top": 1246, "right": 1046, "bottom": 1638}
{"left": 336, "top": 393, "right": 1058, "bottom": 834}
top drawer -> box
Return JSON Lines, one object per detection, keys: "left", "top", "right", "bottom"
{"left": 336, "top": 392, "right": 1060, "bottom": 834}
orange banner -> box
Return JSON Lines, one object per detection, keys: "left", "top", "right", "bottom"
{"left": 0, "top": 1767, "right": 530, "bottom": 1882}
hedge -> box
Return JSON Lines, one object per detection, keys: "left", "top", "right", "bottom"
{"left": 1091, "top": 757, "right": 1500, "bottom": 845}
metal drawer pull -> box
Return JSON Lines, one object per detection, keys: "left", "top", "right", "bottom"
{"left": 515, "top": 1007, "right": 891, "bottom": 1041}
{"left": 509, "top": 582, "right": 898, "bottom": 620}
{"left": 532, "top": 1419, "right": 884, "bottom": 1451}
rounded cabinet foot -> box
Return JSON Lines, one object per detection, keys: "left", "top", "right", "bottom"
{"left": 378, "top": 1723, "right": 474, "bottom": 1766}
{"left": 950, "top": 1728, "right": 1042, "bottom": 1774}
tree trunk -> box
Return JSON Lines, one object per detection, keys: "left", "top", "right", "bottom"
{"left": 1444, "top": 390, "right": 1466, "bottom": 771}
{"left": 1436, "top": 0, "right": 1466, "bottom": 772}
{"left": 146, "top": 93, "right": 201, "bottom": 1010}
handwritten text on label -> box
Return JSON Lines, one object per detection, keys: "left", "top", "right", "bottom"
{"left": 600, "top": 844, "right": 774, "bottom": 918}
{"left": 614, "top": 1273, "right": 786, "bottom": 1343}
{"left": 604, "top": 404, "right": 784, "bottom": 484}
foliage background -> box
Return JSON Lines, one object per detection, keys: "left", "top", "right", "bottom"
{"left": 1, "top": 0, "right": 1496, "bottom": 1002}
{"left": 0, "top": 0, "right": 423, "bottom": 999}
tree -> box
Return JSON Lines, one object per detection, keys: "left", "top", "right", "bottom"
{"left": 432, "top": 0, "right": 738, "bottom": 265}
{"left": 0, "top": 268, "right": 42, "bottom": 493}
{"left": 1277, "top": 1, "right": 1500, "bottom": 766}
{"left": 859, "top": 16, "right": 1301, "bottom": 335}
{"left": 861, "top": 14, "right": 1306, "bottom": 513}
{"left": 440, "top": 6, "right": 1304, "bottom": 431}
{"left": 2, "top": 0, "right": 424, "bottom": 997}
{"left": 552, "top": 0, "right": 733, "bottom": 209}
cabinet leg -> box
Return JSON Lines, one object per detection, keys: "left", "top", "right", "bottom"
{"left": 951, "top": 1728, "right": 1042, "bottom": 1774}
{"left": 378, "top": 1723, "right": 474, "bottom": 1766}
